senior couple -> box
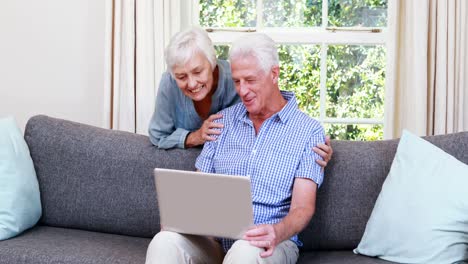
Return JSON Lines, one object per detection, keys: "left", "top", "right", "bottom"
{"left": 146, "top": 27, "right": 333, "bottom": 264}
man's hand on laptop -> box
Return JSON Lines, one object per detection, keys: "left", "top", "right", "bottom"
{"left": 243, "top": 224, "right": 279, "bottom": 258}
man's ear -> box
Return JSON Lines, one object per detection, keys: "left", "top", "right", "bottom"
{"left": 271, "top": 65, "right": 280, "bottom": 84}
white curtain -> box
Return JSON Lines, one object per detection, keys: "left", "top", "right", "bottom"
{"left": 135, "top": 0, "right": 156, "bottom": 135}
{"left": 110, "top": 0, "right": 136, "bottom": 133}
{"left": 107, "top": 0, "right": 195, "bottom": 134}
{"left": 384, "top": 0, "right": 468, "bottom": 139}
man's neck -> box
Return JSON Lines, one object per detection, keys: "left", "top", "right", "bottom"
{"left": 249, "top": 90, "right": 287, "bottom": 134}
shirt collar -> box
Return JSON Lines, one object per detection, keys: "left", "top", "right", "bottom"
{"left": 238, "top": 90, "right": 298, "bottom": 124}
{"left": 276, "top": 91, "right": 297, "bottom": 123}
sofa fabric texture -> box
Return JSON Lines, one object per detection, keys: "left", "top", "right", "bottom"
{"left": 0, "top": 226, "right": 149, "bottom": 264}
{"left": 0, "top": 115, "right": 466, "bottom": 264}
{"left": 23, "top": 115, "right": 200, "bottom": 238}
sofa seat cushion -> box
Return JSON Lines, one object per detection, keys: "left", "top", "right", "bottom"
{"left": 0, "top": 226, "right": 151, "bottom": 264}
{"left": 298, "top": 250, "right": 397, "bottom": 264}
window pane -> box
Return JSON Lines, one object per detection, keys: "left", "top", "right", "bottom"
{"left": 326, "top": 45, "right": 385, "bottom": 119}
{"left": 214, "top": 45, "right": 230, "bottom": 60}
{"left": 278, "top": 45, "right": 321, "bottom": 118}
{"left": 328, "top": 0, "right": 387, "bottom": 27}
{"left": 263, "top": 0, "right": 322, "bottom": 27}
{"left": 325, "top": 123, "right": 383, "bottom": 140}
{"left": 199, "top": 0, "right": 256, "bottom": 27}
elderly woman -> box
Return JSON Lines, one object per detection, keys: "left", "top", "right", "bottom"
{"left": 148, "top": 27, "right": 239, "bottom": 149}
{"left": 148, "top": 27, "right": 332, "bottom": 164}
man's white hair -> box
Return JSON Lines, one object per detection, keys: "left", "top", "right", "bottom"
{"left": 165, "top": 27, "right": 217, "bottom": 75}
{"left": 228, "top": 33, "right": 279, "bottom": 73}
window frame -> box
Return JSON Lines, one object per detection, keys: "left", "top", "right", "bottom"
{"left": 192, "top": 0, "right": 388, "bottom": 131}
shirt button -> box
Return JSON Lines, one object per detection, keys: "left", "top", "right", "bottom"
{"left": 252, "top": 149, "right": 257, "bottom": 154}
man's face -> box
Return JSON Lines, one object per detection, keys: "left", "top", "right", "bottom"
{"left": 231, "top": 55, "right": 278, "bottom": 116}
{"left": 172, "top": 52, "right": 214, "bottom": 101}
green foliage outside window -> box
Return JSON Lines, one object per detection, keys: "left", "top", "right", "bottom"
{"left": 200, "top": 0, "right": 387, "bottom": 140}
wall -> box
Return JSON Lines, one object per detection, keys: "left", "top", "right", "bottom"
{"left": 0, "top": 0, "right": 109, "bottom": 131}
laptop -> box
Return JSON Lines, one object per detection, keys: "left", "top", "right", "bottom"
{"left": 153, "top": 168, "right": 254, "bottom": 239}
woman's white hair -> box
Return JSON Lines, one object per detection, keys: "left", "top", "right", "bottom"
{"left": 165, "top": 27, "right": 217, "bottom": 75}
{"left": 228, "top": 33, "right": 279, "bottom": 73}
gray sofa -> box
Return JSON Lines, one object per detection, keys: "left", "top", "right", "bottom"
{"left": 1, "top": 115, "right": 467, "bottom": 264}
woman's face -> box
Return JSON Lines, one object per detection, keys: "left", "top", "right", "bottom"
{"left": 172, "top": 52, "right": 214, "bottom": 101}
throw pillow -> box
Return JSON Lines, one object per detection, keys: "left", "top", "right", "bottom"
{"left": 0, "top": 117, "right": 42, "bottom": 240}
{"left": 354, "top": 130, "right": 468, "bottom": 263}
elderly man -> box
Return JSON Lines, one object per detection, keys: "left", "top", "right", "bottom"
{"left": 145, "top": 33, "right": 325, "bottom": 264}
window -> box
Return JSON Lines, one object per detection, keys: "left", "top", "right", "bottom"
{"left": 196, "top": 0, "right": 387, "bottom": 140}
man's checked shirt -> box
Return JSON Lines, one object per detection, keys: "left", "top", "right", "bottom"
{"left": 195, "top": 91, "right": 325, "bottom": 252}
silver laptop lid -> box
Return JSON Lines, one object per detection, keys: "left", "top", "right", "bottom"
{"left": 154, "top": 168, "right": 253, "bottom": 239}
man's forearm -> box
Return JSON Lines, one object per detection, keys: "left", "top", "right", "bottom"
{"left": 274, "top": 207, "right": 314, "bottom": 243}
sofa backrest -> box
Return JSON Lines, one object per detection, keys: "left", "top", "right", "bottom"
{"left": 300, "top": 131, "right": 468, "bottom": 251}
{"left": 299, "top": 139, "right": 397, "bottom": 251}
{"left": 24, "top": 115, "right": 468, "bottom": 251}
{"left": 24, "top": 115, "right": 199, "bottom": 238}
